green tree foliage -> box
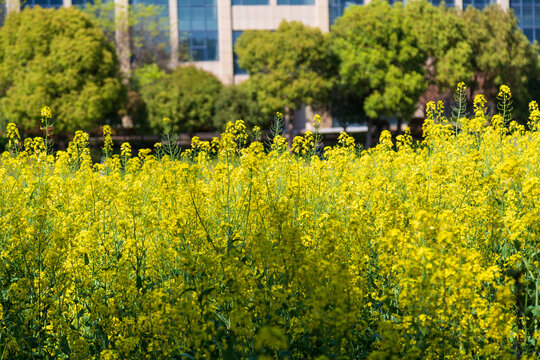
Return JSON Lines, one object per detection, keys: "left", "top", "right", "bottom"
{"left": 235, "top": 21, "right": 334, "bottom": 128}
{"left": 131, "top": 63, "right": 165, "bottom": 90}
{"left": 84, "top": 0, "right": 171, "bottom": 67}
{"left": 462, "top": 5, "right": 539, "bottom": 121}
{"left": 213, "top": 84, "right": 267, "bottom": 130}
{"left": 0, "top": 7, "right": 124, "bottom": 133}
{"left": 401, "top": 0, "right": 473, "bottom": 90}
{"left": 140, "top": 65, "right": 223, "bottom": 133}
{"left": 330, "top": 0, "right": 540, "bottom": 129}
{"left": 330, "top": 0, "right": 426, "bottom": 128}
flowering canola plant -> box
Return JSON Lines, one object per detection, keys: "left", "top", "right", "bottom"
{"left": 0, "top": 86, "right": 540, "bottom": 359}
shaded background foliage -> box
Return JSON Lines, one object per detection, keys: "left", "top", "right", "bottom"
{"left": 140, "top": 65, "right": 223, "bottom": 134}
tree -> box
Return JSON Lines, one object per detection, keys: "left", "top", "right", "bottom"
{"left": 84, "top": 0, "right": 172, "bottom": 68}
{"left": 213, "top": 84, "right": 267, "bottom": 131}
{"left": 329, "top": 0, "right": 540, "bottom": 142}
{"left": 401, "top": 1, "right": 473, "bottom": 91}
{"left": 330, "top": 0, "right": 426, "bottom": 144}
{"left": 462, "top": 5, "right": 540, "bottom": 121}
{"left": 0, "top": 6, "right": 125, "bottom": 133}
{"left": 235, "top": 21, "right": 334, "bottom": 137}
{"left": 140, "top": 65, "right": 223, "bottom": 134}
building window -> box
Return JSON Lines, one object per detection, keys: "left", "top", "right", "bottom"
{"left": 428, "top": 0, "right": 455, "bottom": 6}
{"left": 22, "top": 0, "right": 63, "bottom": 8}
{"left": 277, "top": 0, "right": 315, "bottom": 5}
{"left": 511, "top": 0, "right": 540, "bottom": 43}
{"left": 72, "top": 0, "right": 94, "bottom": 7}
{"left": 129, "top": 0, "right": 170, "bottom": 64}
{"left": 179, "top": 0, "right": 219, "bottom": 61}
{"left": 463, "top": 0, "right": 495, "bottom": 9}
{"left": 0, "top": 2, "right": 5, "bottom": 26}
{"left": 232, "top": 0, "right": 269, "bottom": 4}
{"left": 233, "top": 31, "right": 248, "bottom": 75}
{"left": 329, "top": 0, "right": 363, "bottom": 26}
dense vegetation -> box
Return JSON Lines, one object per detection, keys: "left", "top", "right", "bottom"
{"left": 0, "top": 7, "right": 125, "bottom": 133}
{"left": 0, "top": 85, "right": 539, "bottom": 359}
{"left": 0, "top": 1, "right": 537, "bottom": 136}
{"left": 140, "top": 65, "right": 223, "bottom": 134}
{"left": 237, "top": 1, "right": 539, "bottom": 132}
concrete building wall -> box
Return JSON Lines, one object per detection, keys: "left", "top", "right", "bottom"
{"left": 218, "top": 0, "right": 234, "bottom": 85}
{"left": 6, "top": 0, "right": 20, "bottom": 14}
{"left": 231, "top": 3, "right": 319, "bottom": 30}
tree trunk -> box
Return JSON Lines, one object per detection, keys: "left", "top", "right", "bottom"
{"left": 396, "top": 117, "right": 403, "bottom": 135}
{"left": 365, "top": 118, "right": 374, "bottom": 149}
{"left": 284, "top": 106, "right": 294, "bottom": 146}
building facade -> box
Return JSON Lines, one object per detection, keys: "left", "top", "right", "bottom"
{"left": 3, "top": 0, "right": 538, "bottom": 84}
{"left": 2, "top": 0, "right": 538, "bottom": 130}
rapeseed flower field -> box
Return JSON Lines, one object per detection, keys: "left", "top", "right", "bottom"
{"left": 0, "top": 85, "right": 539, "bottom": 359}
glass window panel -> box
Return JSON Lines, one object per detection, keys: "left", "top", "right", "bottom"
{"left": 278, "top": 0, "right": 315, "bottom": 4}
{"left": 178, "top": 7, "right": 191, "bottom": 30}
{"left": 233, "top": 31, "right": 247, "bottom": 74}
{"left": 233, "top": 0, "right": 268, "bottom": 4}
{"left": 524, "top": 28, "right": 534, "bottom": 41}
{"left": 329, "top": 0, "right": 363, "bottom": 25}
{"left": 206, "top": 18, "right": 218, "bottom": 31}
{"left": 535, "top": 6, "right": 540, "bottom": 25}
{"left": 191, "top": 32, "right": 206, "bottom": 47}
{"left": 192, "top": 48, "right": 203, "bottom": 61}
{"left": 73, "top": 0, "right": 94, "bottom": 6}
{"left": 191, "top": 8, "right": 206, "bottom": 30}
{"left": 535, "top": 28, "right": 540, "bottom": 41}
{"left": 178, "top": 0, "right": 219, "bottom": 61}
{"left": 511, "top": 8, "right": 523, "bottom": 25}
{"left": 207, "top": 34, "right": 218, "bottom": 60}
{"left": 523, "top": 6, "right": 533, "bottom": 26}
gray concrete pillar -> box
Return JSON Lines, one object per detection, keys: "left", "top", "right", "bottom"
{"left": 63, "top": 0, "right": 72, "bottom": 8}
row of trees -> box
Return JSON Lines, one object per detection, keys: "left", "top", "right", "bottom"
{"left": 234, "top": 0, "right": 539, "bottom": 137}
{"left": 0, "top": 1, "right": 538, "bottom": 135}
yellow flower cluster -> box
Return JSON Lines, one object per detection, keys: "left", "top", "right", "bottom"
{"left": 102, "top": 125, "right": 113, "bottom": 157}
{"left": 0, "top": 90, "right": 539, "bottom": 359}
{"left": 6, "top": 122, "right": 20, "bottom": 153}
{"left": 40, "top": 105, "right": 52, "bottom": 120}
{"left": 291, "top": 131, "right": 315, "bottom": 156}
{"left": 498, "top": 84, "right": 512, "bottom": 98}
